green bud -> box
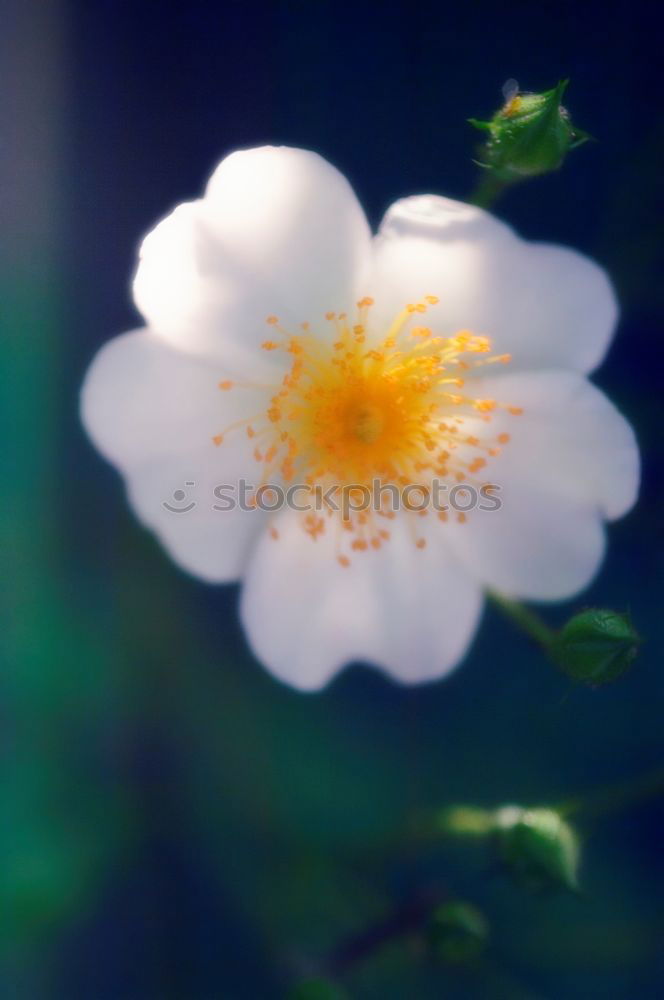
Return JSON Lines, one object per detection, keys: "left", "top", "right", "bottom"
{"left": 435, "top": 805, "right": 495, "bottom": 837}
{"left": 495, "top": 806, "right": 580, "bottom": 892}
{"left": 469, "top": 79, "right": 591, "bottom": 183}
{"left": 289, "top": 980, "right": 348, "bottom": 1000}
{"left": 551, "top": 609, "right": 640, "bottom": 685}
{"left": 428, "top": 900, "right": 489, "bottom": 964}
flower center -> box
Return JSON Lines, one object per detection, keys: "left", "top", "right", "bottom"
{"left": 214, "top": 296, "right": 523, "bottom": 564}
{"left": 350, "top": 402, "right": 384, "bottom": 444}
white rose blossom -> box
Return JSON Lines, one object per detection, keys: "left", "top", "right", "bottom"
{"left": 81, "top": 146, "right": 639, "bottom": 691}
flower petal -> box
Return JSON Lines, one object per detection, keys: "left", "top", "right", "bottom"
{"left": 370, "top": 195, "right": 617, "bottom": 374}
{"left": 439, "top": 369, "right": 639, "bottom": 600}
{"left": 240, "top": 510, "right": 483, "bottom": 691}
{"left": 443, "top": 483, "right": 606, "bottom": 601}
{"left": 125, "top": 449, "right": 268, "bottom": 583}
{"left": 81, "top": 330, "right": 267, "bottom": 467}
{"left": 81, "top": 330, "right": 268, "bottom": 581}
{"left": 133, "top": 147, "right": 372, "bottom": 366}
{"left": 465, "top": 369, "right": 639, "bottom": 521}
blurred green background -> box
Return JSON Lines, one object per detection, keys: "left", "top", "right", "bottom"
{"left": 2, "top": 1, "right": 663, "bottom": 997}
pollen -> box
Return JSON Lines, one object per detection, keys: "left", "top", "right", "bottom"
{"left": 213, "top": 296, "right": 522, "bottom": 563}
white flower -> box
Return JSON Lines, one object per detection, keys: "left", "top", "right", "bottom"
{"left": 81, "top": 146, "right": 639, "bottom": 691}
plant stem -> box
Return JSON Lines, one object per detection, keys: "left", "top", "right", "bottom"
{"left": 488, "top": 591, "right": 556, "bottom": 649}
{"left": 322, "top": 887, "right": 445, "bottom": 978}
{"left": 468, "top": 173, "right": 509, "bottom": 209}
{"left": 559, "top": 765, "right": 664, "bottom": 821}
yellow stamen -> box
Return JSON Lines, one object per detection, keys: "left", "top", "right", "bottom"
{"left": 214, "top": 297, "right": 521, "bottom": 562}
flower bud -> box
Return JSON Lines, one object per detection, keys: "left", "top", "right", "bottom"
{"left": 469, "top": 79, "right": 590, "bottom": 182}
{"left": 495, "top": 806, "right": 580, "bottom": 892}
{"left": 428, "top": 900, "right": 489, "bottom": 963}
{"left": 550, "top": 609, "right": 640, "bottom": 686}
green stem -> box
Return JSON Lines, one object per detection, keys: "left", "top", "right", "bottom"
{"left": 468, "top": 173, "right": 509, "bottom": 209}
{"left": 322, "top": 888, "right": 445, "bottom": 978}
{"left": 488, "top": 591, "right": 556, "bottom": 649}
{"left": 559, "top": 766, "right": 664, "bottom": 821}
